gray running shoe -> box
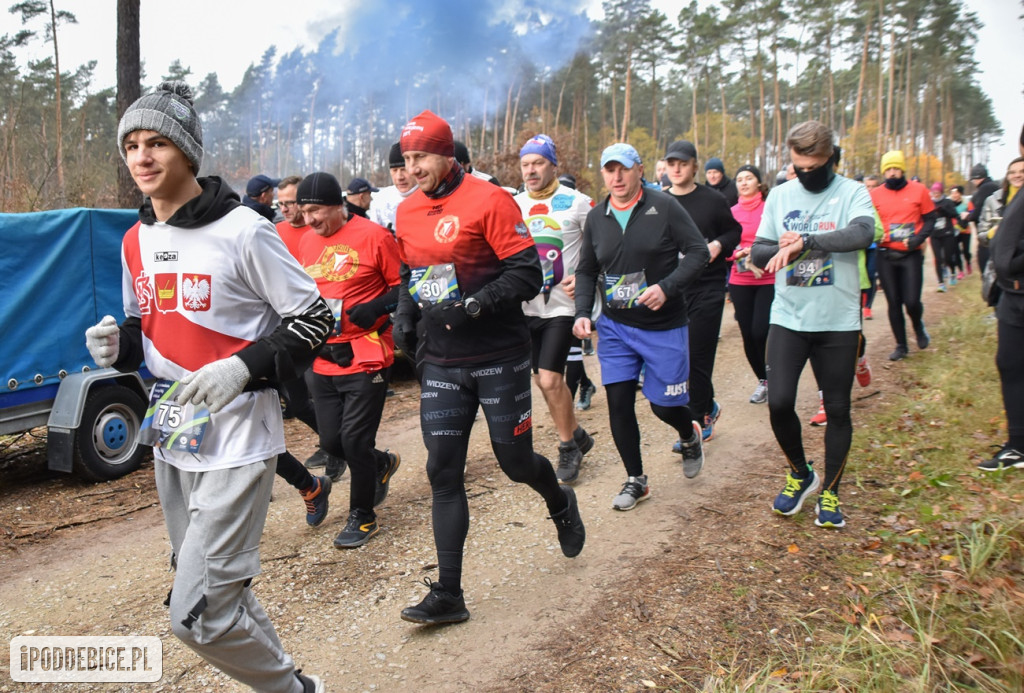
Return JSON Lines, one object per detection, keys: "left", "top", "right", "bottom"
{"left": 679, "top": 422, "right": 704, "bottom": 478}
{"left": 612, "top": 475, "right": 650, "bottom": 511}
{"left": 556, "top": 442, "right": 582, "bottom": 485}
{"left": 749, "top": 379, "right": 768, "bottom": 404}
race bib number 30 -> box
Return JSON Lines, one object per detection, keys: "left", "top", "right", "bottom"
{"left": 138, "top": 379, "right": 211, "bottom": 453}
{"left": 409, "top": 264, "right": 461, "bottom": 304}
{"left": 604, "top": 271, "right": 647, "bottom": 309}
{"left": 786, "top": 250, "right": 834, "bottom": 287}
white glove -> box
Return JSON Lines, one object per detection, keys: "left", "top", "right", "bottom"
{"left": 175, "top": 355, "right": 251, "bottom": 413}
{"left": 85, "top": 315, "right": 120, "bottom": 368}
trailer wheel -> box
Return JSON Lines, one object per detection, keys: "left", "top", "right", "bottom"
{"left": 73, "top": 385, "right": 147, "bottom": 482}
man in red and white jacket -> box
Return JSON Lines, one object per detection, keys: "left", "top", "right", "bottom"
{"left": 85, "top": 81, "right": 331, "bottom": 693}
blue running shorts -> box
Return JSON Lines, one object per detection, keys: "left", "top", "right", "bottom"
{"left": 596, "top": 317, "right": 690, "bottom": 406}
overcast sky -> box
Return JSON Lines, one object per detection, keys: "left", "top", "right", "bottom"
{"left": 13, "top": 0, "right": 1023, "bottom": 170}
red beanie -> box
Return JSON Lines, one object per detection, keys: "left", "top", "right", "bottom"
{"left": 400, "top": 110, "right": 455, "bottom": 157}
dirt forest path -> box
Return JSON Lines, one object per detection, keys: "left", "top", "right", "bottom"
{"left": 0, "top": 262, "right": 970, "bottom": 692}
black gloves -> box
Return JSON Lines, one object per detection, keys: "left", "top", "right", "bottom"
{"left": 346, "top": 302, "right": 383, "bottom": 329}
{"left": 420, "top": 299, "right": 471, "bottom": 331}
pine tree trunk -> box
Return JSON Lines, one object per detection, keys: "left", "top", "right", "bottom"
{"left": 116, "top": 0, "right": 141, "bottom": 208}
{"left": 621, "top": 49, "right": 633, "bottom": 142}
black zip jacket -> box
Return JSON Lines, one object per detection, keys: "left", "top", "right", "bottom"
{"left": 575, "top": 188, "right": 709, "bottom": 330}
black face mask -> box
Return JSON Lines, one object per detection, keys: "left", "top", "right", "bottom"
{"left": 795, "top": 150, "right": 837, "bottom": 193}
{"left": 884, "top": 175, "right": 908, "bottom": 191}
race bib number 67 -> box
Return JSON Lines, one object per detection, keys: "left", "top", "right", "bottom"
{"left": 604, "top": 271, "right": 647, "bottom": 309}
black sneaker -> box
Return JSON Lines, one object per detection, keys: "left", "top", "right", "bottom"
{"left": 300, "top": 475, "right": 331, "bottom": 527}
{"left": 295, "top": 671, "right": 324, "bottom": 693}
{"left": 576, "top": 382, "right": 596, "bottom": 410}
{"left": 978, "top": 446, "right": 1024, "bottom": 472}
{"left": 373, "top": 450, "right": 402, "bottom": 506}
{"left": 549, "top": 486, "right": 585, "bottom": 557}
{"left": 400, "top": 578, "right": 470, "bottom": 625}
{"left": 573, "top": 426, "right": 594, "bottom": 455}
{"left": 915, "top": 325, "right": 930, "bottom": 349}
{"left": 304, "top": 448, "right": 329, "bottom": 469}
{"left": 324, "top": 453, "right": 348, "bottom": 481}
{"left": 333, "top": 509, "right": 379, "bottom": 549}
{"left": 556, "top": 441, "right": 582, "bottom": 485}
{"left": 888, "top": 345, "right": 908, "bottom": 361}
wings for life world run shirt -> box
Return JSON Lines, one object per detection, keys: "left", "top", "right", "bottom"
{"left": 395, "top": 173, "right": 536, "bottom": 366}
{"left": 755, "top": 176, "right": 875, "bottom": 333}
{"left": 514, "top": 184, "right": 593, "bottom": 319}
{"left": 298, "top": 214, "right": 401, "bottom": 376}
{"left": 870, "top": 180, "right": 935, "bottom": 251}
{"left": 121, "top": 206, "right": 321, "bottom": 472}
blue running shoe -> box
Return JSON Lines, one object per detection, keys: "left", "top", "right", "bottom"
{"left": 814, "top": 490, "right": 846, "bottom": 528}
{"left": 772, "top": 470, "right": 820, "bottom": 516}
{"left": 702, "top": 400, "right": 721, "bottom": 441}
{"left": 300, "top": 475, "right": 332, "bottom": 527}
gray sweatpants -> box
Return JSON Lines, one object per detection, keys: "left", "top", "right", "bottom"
{"left": 155, "top": 457, "right": 302, "bottom": 693}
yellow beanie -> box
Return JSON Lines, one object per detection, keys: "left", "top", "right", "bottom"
{"left": 881, "top": 150, "right": 906, "bottom": 174}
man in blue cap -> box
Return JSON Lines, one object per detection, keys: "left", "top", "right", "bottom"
{"left": 573, "top": 142, "right": 710, "bottom": 511}
{"left": 346, "top": 177, "right": 378, "bottom": 219}
{"left": 243, "top": 174, "right": 281, "bottom": 221}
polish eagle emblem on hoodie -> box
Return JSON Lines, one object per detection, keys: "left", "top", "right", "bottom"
{"left": 182, "top": 274, "right": 212, "bottom": 311}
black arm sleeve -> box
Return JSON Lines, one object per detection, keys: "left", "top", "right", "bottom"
{"left": 234, "top": 296, "right": 334, "bottom": 389}
{"left": 713, "top": 203, "right": 742, "bottom": 258}
{"left": 366, "top": 285, "right": 400, "bottom": 315}
{"left": 750, "top": 238, "right": 778, "bottom": 269}
{"left": 574, "top": 217, "right": 599, "bottom": 320}
{"left": 472, "top": 245, "right": 544, "bottom": 316}
{"left": 112, "top": 317, "right": 145, "bottom": 373}
{"left": 659, "top": 203, "right": 711, "bottom": 300}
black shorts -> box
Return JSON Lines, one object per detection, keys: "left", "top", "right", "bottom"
{"left": 526, "top": 315, "right": 575, "bottom": 374}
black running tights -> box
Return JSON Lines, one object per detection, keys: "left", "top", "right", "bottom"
{"left": 765, "top": 325, "right": 860, "bottom": 494}
{"left": 605, "top": 381, "right": 695, "bottom": 477}
{"left": 997, "top": 316, "right": 1024, "bottom": 450}
{"left": 420, "top": 357, "right": 565, "bottom": 596}
{"left": 876, "top": 250, "right": 925, "bottom": 348}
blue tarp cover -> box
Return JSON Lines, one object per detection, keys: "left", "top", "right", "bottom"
{"left": 0, "top": 208, "right": 137, "bottom": 407}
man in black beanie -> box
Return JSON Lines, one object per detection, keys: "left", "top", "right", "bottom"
{"left": 294, "top": 171, "right": 403, "bottom": 550}
{"left": 86, "top": 81, "right": 331, "bottom": 693}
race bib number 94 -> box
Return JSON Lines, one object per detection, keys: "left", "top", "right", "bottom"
{"left": 786, "top": 250, "right": 834, "bottom": 287}
{"left": 604, "top": 271, "right": 647, "bottom": 309}
{"left": 409, "top": 264, "right": 461, "bottom": 304}
{"left": 138, "top": 379, "right": 211, "bottom": 453}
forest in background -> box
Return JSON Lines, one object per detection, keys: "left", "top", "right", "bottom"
{"left": 0, "top": 0, "right": 1009, "bottom": 212}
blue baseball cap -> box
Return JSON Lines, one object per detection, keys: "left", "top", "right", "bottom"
{"left": 246, "top": 174, "right": 281, "bottom": 197}
{"left": 600, "top": 143, "right": 642, "bottom": 169}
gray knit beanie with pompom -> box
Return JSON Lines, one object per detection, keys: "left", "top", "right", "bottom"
{"left": 117, "top": 80, "right": 203, "bottom": 173}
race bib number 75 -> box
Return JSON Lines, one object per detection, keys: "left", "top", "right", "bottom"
{"left": 137, "top": 379, "right": 211, "bottom": 453}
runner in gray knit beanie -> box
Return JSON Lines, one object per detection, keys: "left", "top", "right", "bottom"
{"left": 117, "top": 80, "right": 203, "bottom": 174}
